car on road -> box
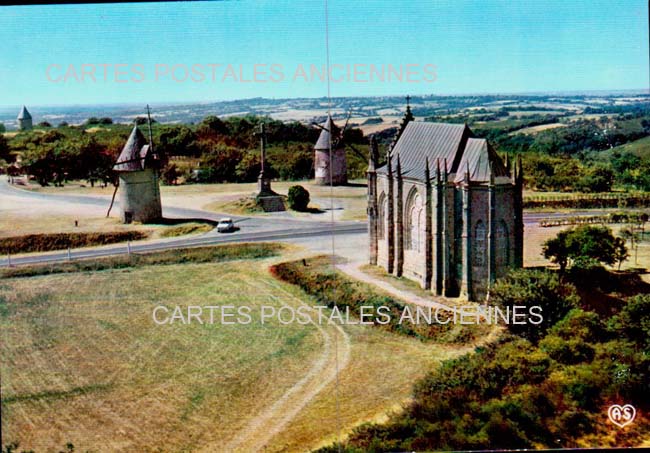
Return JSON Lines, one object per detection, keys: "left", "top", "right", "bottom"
{"left": 217, "top": 218, "right": 235, "bottom": 233}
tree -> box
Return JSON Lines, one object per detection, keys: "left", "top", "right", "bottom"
{"left": 613, "top": 237, "right": 629, "bottom": 270}
{"left": 199, "top": 144, "right": 243, "bottom": 182}
{"left": 161, "top": 163, "right": 179, "bottom": 185}
{"left": 37, "top": 121, "right": 52, "bottom": 128}
{"left": 134, "top": 116, "right": 156, "bottom": 125}
{"left": 287, "top": 185, "right": 310, "bottom": 211}
{"left": 578, "top": 164, "right": 614, "bottom": 193}
{"left": 640, "top": 213, "right": 649, "bottom": 233}
{"left": 542, "top": 230, "right": 571, "bottom": 273}
{"left": 197, "top": 115, "right": 229, "bottom": 138}
{"left": 610, "top": 294, "right": 650, "bottom": 344}
{"left": 543, "top": 225, "right": 625, "bottom": 272}
{"left": 235, "top": 152, "right": 260, "bottom": 182}
{"left": 490, "top": 269, "right": 580, "bottom": 343}
{"left": 157, "top": 125, "right": 198, "bottom": 157}
{"left": 77, "top": 137, "right": 112, "bottom": 186}
{"left": 620, "top": 228, "right": 639, "bottom": 265}
{"left": 0, "top": 134, "right": 10, "bottom": 163}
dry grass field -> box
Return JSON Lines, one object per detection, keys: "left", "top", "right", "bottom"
{"left": 509, "top": 122, "right": 567, "bottom": 135}
{"left": 0, "top": 214, "right": 152, "bottom": 239}
{"left": 0, "top": 252, "right": 475, "bottom": 452}
{"left": 524, "top": 222, "right": 650, "bottom": 270}
{"left": 22, "top": 179, "right": 369, "bottom": 221}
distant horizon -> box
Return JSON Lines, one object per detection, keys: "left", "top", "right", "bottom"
{"left": 1, "top": 87, "right": 649, "bottom": 111}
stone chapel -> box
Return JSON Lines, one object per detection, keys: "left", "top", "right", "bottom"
{"left": 367, "top": 102, "right": 524, "bottom": 301}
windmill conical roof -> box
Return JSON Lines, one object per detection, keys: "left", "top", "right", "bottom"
{"left": 113, "top": 125, "right": 148, "bottom": 172}
{"left": 17, "top": 106, "right": 32, "bottom": 120}
{"left": 314, "top": 116, "right": 342, "bottom": 150}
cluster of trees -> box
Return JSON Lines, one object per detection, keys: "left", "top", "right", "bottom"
{"left": 522, "top": 154, "right": 615, "bottom": 192}
{"left": 317, "top": 225, "right": 647, "bottom": 451}
{"left": 16, "top": 130, "right": 117, "bottom": 187}
{"left": 323, "top": 292, "right": 650, "bottom": 450}
{"left": 85, "top": 117, "right": 113, "bottom": 126}
{"left": 606, "top": 148, "right": 650, "bottom": 191}
{"left": 474, "top": 113, "right": 650, "bottom": 193}
{"left": 4, "top": 102, "right": 648, "bottom": 192}
{"left": 2, "top": 114, "right": 368, "bottom": 187}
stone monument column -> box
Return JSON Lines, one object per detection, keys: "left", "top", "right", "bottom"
{"left": 257, "top": 123, "right": 272, "bottom": 195}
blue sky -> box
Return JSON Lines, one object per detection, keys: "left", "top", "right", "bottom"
{"left": 0, "top": 0, "right": 647, "bottom": 107}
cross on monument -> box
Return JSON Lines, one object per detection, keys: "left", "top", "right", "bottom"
{"left": 259, "top": 123, "right": 266, "bottom": 174}
{"left": 257, "top": 122, "right": 272, "bottom": 195}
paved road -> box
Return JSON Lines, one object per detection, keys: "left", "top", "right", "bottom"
{"left": 0, "top": 179, "right": 367, "bottom": 266}
{"left": 0, "top": 178, "right": 616, "bottom": 267}
{"left": 0, "top": 178, "right": 342, "bottom": 234}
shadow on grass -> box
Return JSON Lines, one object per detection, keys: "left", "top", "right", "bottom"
{"left": 303, "top": 207, "right": 326, "bottom": 214}
{"left": 569, "top": 266, "right": 650, "bottom": 317}
{"left": 156, "top": 217, "right": 219, "bottom": 227}
{"left": 289, "top": 206, "right": 326, "bottom": 214}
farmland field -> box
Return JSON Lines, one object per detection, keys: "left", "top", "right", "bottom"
{"left": 0, "top": 252, "right": 469, "bottom": 452}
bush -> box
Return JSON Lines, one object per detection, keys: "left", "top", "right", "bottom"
{"left": 270, "top": 257, "right": 482, "bottom": 343}
{"left": 287, "top": 185, "right": 310, "bottom": 211}
{"left": 607, "top": 294, "right": 650, "bottom": 350}
{"left": 490, "top": 269, "right": 579, "bottom": 343}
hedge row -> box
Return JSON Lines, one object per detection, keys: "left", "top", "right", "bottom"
{"left": 270, "top": 256, "right": 485, "bottom": 343}
{"left": 0, "top": 231, "right": 149, "bottom": 254}
{"left": 540, "top": 211, "right": 649, "bottom": 227}
{"left": 524, "top": 193, "right": 650, "bottom": 210}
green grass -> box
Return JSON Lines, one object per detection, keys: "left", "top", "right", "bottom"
{"left": 2, "top": 384, "right": 113, "bottom": 404}
{"left": 0, "top": 252, "right": 464, "bottom": 452}
{"left": 607, "top": 135, "right": 650, "bottom": 159}
{"left": 0, "top": 259, "right": 324, "bottom": 450}
{"left": 1, "top": 242, "right": 285, "bottom": 279}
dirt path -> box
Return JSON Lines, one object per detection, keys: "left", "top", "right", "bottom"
{"left": 214, "top": 279, "right": 352, "bottom": 453}
{"left": 336, "top": 262, "right": 458, "bottom": 313}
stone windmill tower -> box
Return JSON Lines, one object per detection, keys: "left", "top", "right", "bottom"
{"left": 17, "top": 106, "right": 33, "bottom": 130}
{"left": 314, "top": 115, "right": 347, "bottom": 186}
{"left": 111, "top": 106, "right": 162, "bottom": 223}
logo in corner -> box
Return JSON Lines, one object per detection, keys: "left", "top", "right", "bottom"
{"left": 608, "top": 404, "right": 636, "bottom": 428}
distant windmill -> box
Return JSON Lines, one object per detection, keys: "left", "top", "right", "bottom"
{"left": 107, "top": 105, "right": 162, "bottom": 223}
{"left": 312, "top": 108, "right": 367, "bottom": 186}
